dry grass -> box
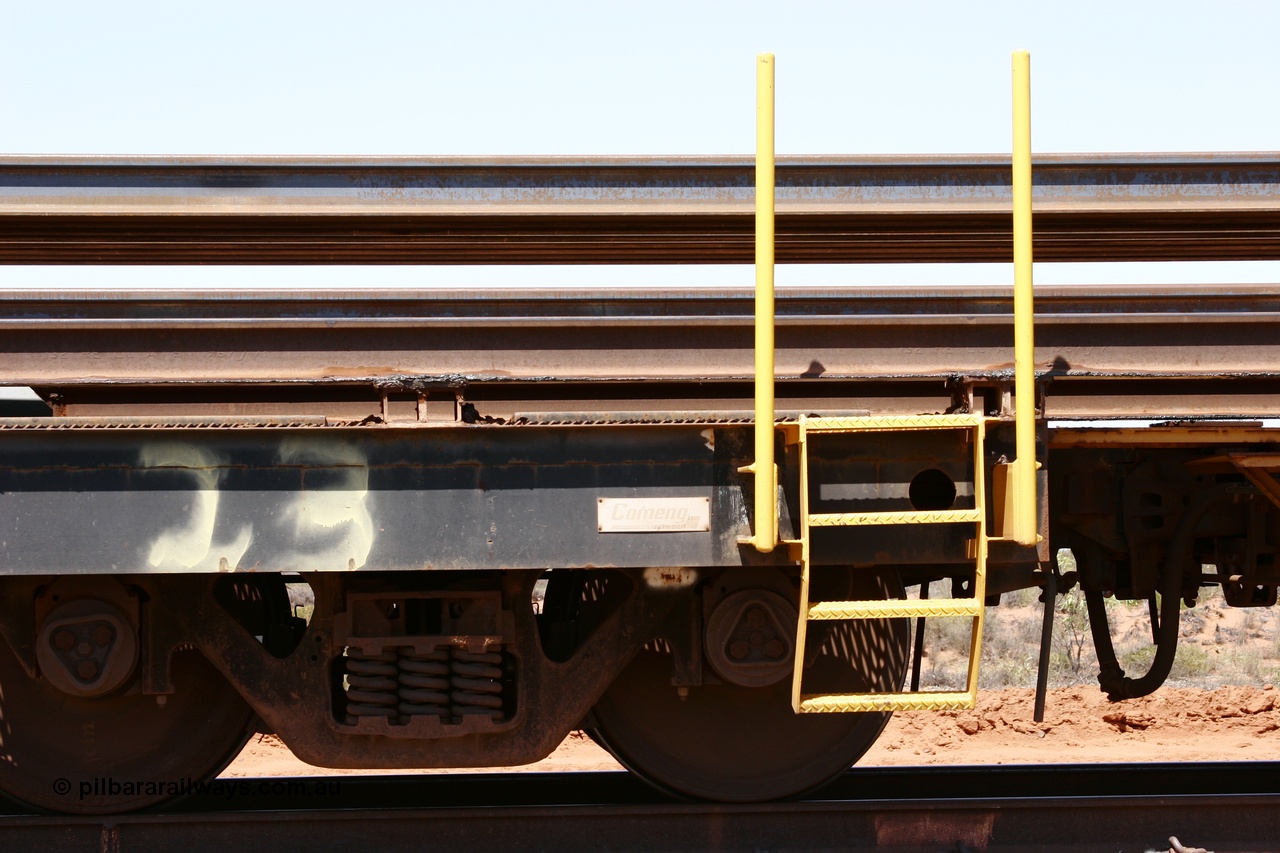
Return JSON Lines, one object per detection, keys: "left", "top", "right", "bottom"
{"left": 913, "top": 573, "right": 1280, "bottom": 693}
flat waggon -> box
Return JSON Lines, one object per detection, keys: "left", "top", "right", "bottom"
{"left": 2, "top": 150, "right": 1280, "bottom": 812}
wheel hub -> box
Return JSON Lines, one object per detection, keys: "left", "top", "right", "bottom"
{"left": 36, "top": 599, "right": 137, "bottom": 697}
{"left": 704, "top": 589, "right": 796, "bottom": 687}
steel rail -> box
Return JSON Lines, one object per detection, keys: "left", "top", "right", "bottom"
{"left": 2, "top": 153, "right": 1280, "bottom": 263}
{"left": 1, "top": 283, "right": 1277, "bottom": 324}
{"left": 0, "top": 764, "right": 1274, "bottom": 852}
{"left": 2, "top": 286, "right": 1278, "bottom": 418}
{"left": 1, "top": 285, "right": 1278, "bottom": 377}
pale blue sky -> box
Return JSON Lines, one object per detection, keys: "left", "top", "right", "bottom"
{"left": 2, "top": 0, "right": 1278, "bottom": 288}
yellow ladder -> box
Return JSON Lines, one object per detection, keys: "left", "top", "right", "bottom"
{"left": 786, "top": 413, "right": 990, "bottom": 713}
{"left": 746, "top": 52, "right": 1038, "bottom": 715}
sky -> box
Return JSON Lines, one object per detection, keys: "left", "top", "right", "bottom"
{"left": 2, "top": 0, "right": 1278, "bottom": 290}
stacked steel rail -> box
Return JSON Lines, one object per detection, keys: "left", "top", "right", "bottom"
{"left": 1, "top": 154, "right": 1278, "bottom": 263}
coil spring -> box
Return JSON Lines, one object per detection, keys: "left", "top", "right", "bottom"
{"left": 397, "top": 649, "right": 451, "bottom": 720}
{"left": 345, "top": 645, "right": 509, "bottom": 724}
{"left": 450, "top": 649, "right": 505, "bottom": 722}
{"left": 343, "top": 649, "right": 400, "bottom": 724}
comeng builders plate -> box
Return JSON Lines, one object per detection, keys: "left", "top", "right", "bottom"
{"left": 597, "top": 497, "right": 711, "bottom": 533}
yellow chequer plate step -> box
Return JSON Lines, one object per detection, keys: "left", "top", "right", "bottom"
{"left": 801, "top": 413, "right": 985, "bottom": 433}
{"left": 807, "top": 598, "right": 983, "bottom": 621}
{"left": 797, "top": 691, "right": 977, "bottom": 713}
{"left": 808, "top": 508, "right": 982, "bottom": 527}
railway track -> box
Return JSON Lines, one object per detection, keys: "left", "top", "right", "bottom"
{"left": 1, "top": 763, "right": 1273, "bottom": 852}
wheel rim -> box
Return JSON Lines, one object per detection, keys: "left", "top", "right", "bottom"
{"left": 0, "top": 638, "right": 255, "bottom": 814}
{"left": 590, "top": 568, "right": 908, "bottom": 802}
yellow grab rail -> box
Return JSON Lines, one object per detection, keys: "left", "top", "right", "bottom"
{"left": 744, "top": 51, "right": 777, "bottom": 552}
{"left": 1008, "top": 49, "right": 1040, "bottom": 546}
{"left": 746, "top": 51, "right": 1036, "bottom": 550}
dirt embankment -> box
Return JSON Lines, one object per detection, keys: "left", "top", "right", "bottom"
{"left": 864, "top": 684, "right": 1280, "bottom": 765}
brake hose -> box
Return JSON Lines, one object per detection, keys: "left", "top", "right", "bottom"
{"left": 1085, "top": 484, "right": 1232, "bottom": 701}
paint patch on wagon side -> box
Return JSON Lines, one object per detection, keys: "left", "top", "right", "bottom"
{"left": 270, "top": 438, "right": 375, "bottom": 572}
{"left": 643, "top": 567, "right": 698, "bottom": 588}
{"left": 597, "top": 497, "right": 710, "bottom": 533}
{"left": 141, "top": 443, "right": 253, "bottom": 572}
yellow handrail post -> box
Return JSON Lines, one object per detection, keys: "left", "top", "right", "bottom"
{"left": 749, "top": 52, "right": 777, "bottom": 553}
{"left": 1009, "top": 49, "right": 1040, "bottom": 546}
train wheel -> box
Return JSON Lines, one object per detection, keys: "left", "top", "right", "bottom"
{"left": 590, "top": 567, "right": 908, "bottom": 802}
{"left": 0, "top": 641, "right": 255, "bottom": 814}
{"left": 0, "top": 593, "right": 258, "bottom": 814}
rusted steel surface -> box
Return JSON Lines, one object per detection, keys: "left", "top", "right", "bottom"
{"left": 0, "top": 428, "right": 749, "bottom": 575}
{"left": 2, "top": 286, "right": 1279, "bottom": 419}
{"left": 2, "top": 764, "right": 1277, "bottom": 852}
{"left": 0, "top": 421, "right": 1024, "bottom": 577}
{"left": 1050, "top": 423, "right": 1278, "bottom": 447}
{"left": 2, "top": 154, "right": 1280, "bottom": 263}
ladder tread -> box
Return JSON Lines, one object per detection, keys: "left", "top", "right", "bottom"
{"left": 798, "top": 691, "right": 977, "bottom": 713}
{"left": 809, "top": 508, "right": 982, "bottom": 526}
{"left": 808, "top": 599, "right": 982, "bottom": 620}
{"left": 803, "top": 414, "right": 985, "bottom": 433}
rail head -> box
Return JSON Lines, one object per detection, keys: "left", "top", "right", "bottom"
{"left": 0, "top": 284, "right": 1277, "bottom": 327}
{"left": 2, "top": 153, "right": 1279, "bottom": 263}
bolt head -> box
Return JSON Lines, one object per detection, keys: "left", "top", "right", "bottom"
{"left": 54, "top": 630, "right": 75, "bottom": 651}
{"left": 763, "top": 639, "right": 786, "bottom": 659}
{"left": 76, "top": 641, "right": 94, "bottom": 658}
{"left": 76, "top": 659, "right": 99, "bottom": 681}
{"left": 745, "top": 607, "right": 767, "bottom": 628}
{"left": 92, "top": 625, "right": 114, "bottom": 646}
{"left": 728, "top": 640, "right": 750, "bottom": 660}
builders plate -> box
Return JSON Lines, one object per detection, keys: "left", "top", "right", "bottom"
{"left": 597, "top": 497, "right": 711, "bottom": 533}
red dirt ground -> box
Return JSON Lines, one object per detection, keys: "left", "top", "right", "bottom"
{"left": 221, "top": 684, "right": 1280, "bottom": 778}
